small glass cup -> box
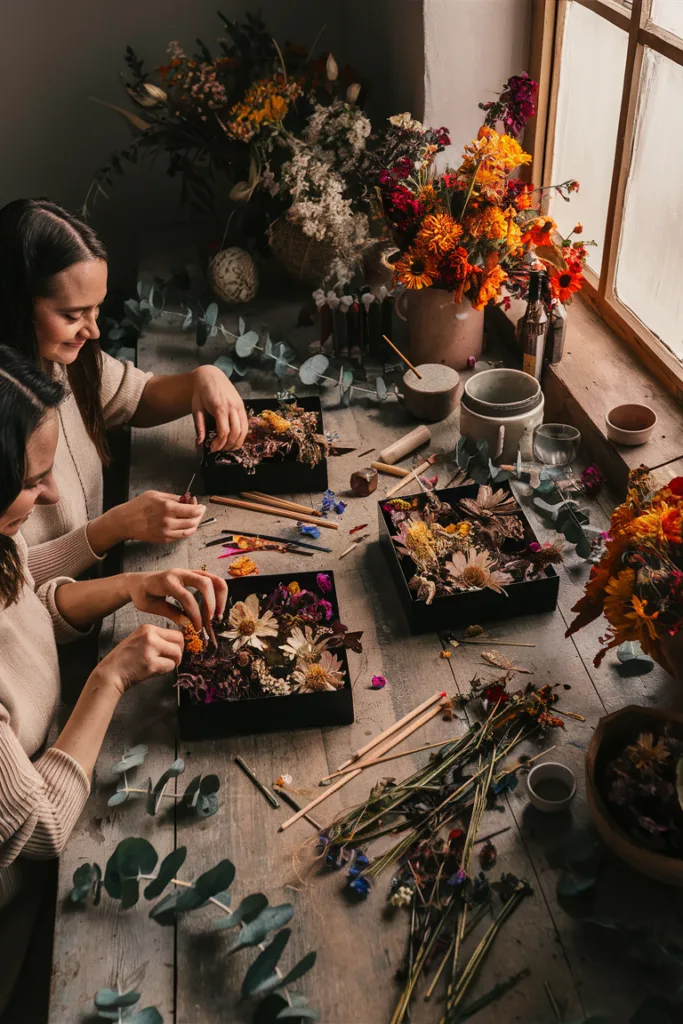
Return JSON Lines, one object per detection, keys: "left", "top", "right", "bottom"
{"left": 532, "top": 423, "right": 581, "bottom": 468}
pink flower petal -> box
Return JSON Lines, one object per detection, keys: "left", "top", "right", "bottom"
{"left": 371, "top": 675, "right": 387, "bottom": 690}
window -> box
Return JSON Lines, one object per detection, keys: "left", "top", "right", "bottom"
{"left": 537, "top": 0, "right": 683, "bottom": 394}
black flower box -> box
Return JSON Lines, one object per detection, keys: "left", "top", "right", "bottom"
{"left": 201, "top": 397, "right": 328, "bottom": 496}
{"left": 177, "top": 571, "right": 354, "bottom": 740}
{"left": 378, "top": 483, "right": 560, "bottom": 635}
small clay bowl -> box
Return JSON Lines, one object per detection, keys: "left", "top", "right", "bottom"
{"left": 605, "top": 403, "right": 657, "bottom": 446}
{"left": 527, "top": 762, "right": 576, "bottom": 813}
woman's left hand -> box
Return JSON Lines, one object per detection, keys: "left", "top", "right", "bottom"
{"left": 125, "top": 569, "right": 229, "bottom": 633}
{"left": 191, "top": 365, "right": 249, "bottom": 452}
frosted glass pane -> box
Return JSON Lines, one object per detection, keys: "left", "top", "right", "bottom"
{"left": 550, "top": 2, "right": 628, "bottom": 274}
{"left": 651, "top": 0, "right": 683, "bottom": 39}
{"left": 616, "top": 50, "right": 683, "bottom": 361}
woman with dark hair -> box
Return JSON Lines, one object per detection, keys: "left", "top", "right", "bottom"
{"left": 0, "top": 345, "right": 228, "bottom": 1017}
{"left": 0, "top": 198, "right": 248, "bottom": 585}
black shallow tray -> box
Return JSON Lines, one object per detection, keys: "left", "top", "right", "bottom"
{"left": 201, "top": 397, "right": 328, "bottom": 496}
{"left": 177, "top": 571, "right": 354, "bottom": 740}
{"left": 378, "top": 483, "right": 559, "bottom": 634}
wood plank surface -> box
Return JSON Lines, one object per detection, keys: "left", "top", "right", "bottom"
{"left": 49, "top": 297, "right": 679, "bottom": 1023}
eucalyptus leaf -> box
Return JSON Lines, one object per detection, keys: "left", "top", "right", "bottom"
{"left": 238, "top": 317, "right": 246, "bottom": 335}
{"left": 241, "top": 928, "right": 291, "bottom": 997}
{"left": 104, "top": 837, "right": 158, "bottom": 908}
{"left": 210, "top": 892, "right": 269, "bottom": 931}
{"left": 149, "top": 759, "right": 185, "bottom": 816}
{"left": 133, "top": 1009, "right": 164, "bottom": 1024}
{"left": 182, "top": 307, "right": 194, "bottom": 330}
{"left": 214, "top": 355, "right": 234, "bottom": 379}
{"left": 204, "top": 302, "right": 218, "bottom": 326}
{"left": 230, "top": 904, "right": 294, "bottom": 952}
{"left": 70, "top": 863, "right": 97, "bottom": 903}
{"left": 94, "top": 988, "right": 140, "bottom": 1010}
{"left": 253, "top": 994, "right": 288, "bottom": 1024}
{"left": 196, "top": 793, "right": 219, "bottom": 818}
{"left": 181, "top": 774, "right": 202, "bottom": 808}
{"left": 375, "top": 377, "right": 387, "bottom": 401}
{"left": 195, "top": 859, "right": 235, "bottom": 900}
{"left": 110, "top": 744, "right": 148, "bottom": 775}
{"left": 264, "top": 335, "right": 273, "bottom": 358}
{"left": 236, "top": 330, "right": 259, "bottom": 358}
{"left": 273, "top": 357, "right": 290, "bottom": 378}
{"left": 274, "top": 952, "right": 317, "bottom": 992}
{"left": 124, "top": 299, "right": 141, "bottom": 323}
{"left": 341, "top": 386, "right": 352, "bottom": 407}
{"left": 299, "top": 355, "right": 329, "bottom": 386}
{"left": 277, "top": 1007, "right": 320, "bottom": 1021}
{"left": 108, "top": 790, "right": 131, "bottom": 808}
{"left": 232, "top": 359, "right": 249, "bottom": 377}
{"left": 199, "top": 774, "right": 220, "bottom": 795}
{"left": 144, "top": 847, "right": 187, "bottom": 900}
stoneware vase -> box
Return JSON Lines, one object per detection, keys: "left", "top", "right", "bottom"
{"left": 459, "top": 367, "right": 544, "bottom": 462}
{"left": 395, "top": 288, "right": 484, "bottom": 370}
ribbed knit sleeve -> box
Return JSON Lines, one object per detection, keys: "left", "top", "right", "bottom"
{"left": 35, "top": 578, "right": 93, "bottom": 645}
{"left": 0, "top": 717, "right": 90, "bottom": 869}
{"left": 100, "top": 351, "right": 153, "bottom": 429}
{"left": 26, "top": 523, "right": 104, "bottom": 589}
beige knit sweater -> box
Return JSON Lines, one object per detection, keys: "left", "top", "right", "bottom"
{"left": 0, "top": 534, "right": 90, "bottom": 914}
{"left": 22, "top": 352, "right": 152, "bottom": 586}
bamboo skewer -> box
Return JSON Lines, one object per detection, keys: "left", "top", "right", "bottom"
{"left": 279, "top": 701, "right": 447, "bottom": 831}
{"left": 326, "top": 737, "right": 458, "bottom": 780}
{"left": 385, "top": 456, "right": 437, "bottom": 498}
{"left": 371, "top": 461, "right": 410, "bottom": 478}
{"left": 382, "top": 334, "right": 423, "bottom": 379}
{"left": 210, "top": 495, "right": 339, "bottom": 530}
{"left": 334, "top": 690, "right": 447, "bottom": 773}
{"left": 241, "top": 492, "right": 323, "bottom": 517}
{"left": 453, "top": 639, "right": 536, "bottom": 648}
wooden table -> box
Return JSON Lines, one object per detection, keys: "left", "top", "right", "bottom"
{"left": 49, "top": 302, "right": 680, "bottom": 1023}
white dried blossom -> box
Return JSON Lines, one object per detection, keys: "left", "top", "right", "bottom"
{"left": 389, "top": 112, "right": 424, "bottom": 131}
{"left": 390, "top": 885, "right": 414, "bottom": 908}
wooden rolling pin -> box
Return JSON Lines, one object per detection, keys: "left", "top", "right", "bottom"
{"left": 371, "top": 461, "right": 410, "bottom": 478}
{"left": 379, "top": 425, "right": 431, "bottom": 465}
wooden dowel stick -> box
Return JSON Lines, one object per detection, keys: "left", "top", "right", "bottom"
{"left": 385, "top": 457, "right": 436, "bottom": 498}
{"left": 327, "top": 736, "right": 458, "bottom": 780}
{"left": 455, "top": 639, "right": 536, "bottom": 648}
{"left": 280, "top": 702, "right": 446, "bottom": 831}
{"left": 241, "top": 492, "right": 323, "bottom": 517}
{"left": 379, "top": 426, "right": 431, "bottom": 466}
{"left": 382, "top": 334, "right": 423, "bottom": 379}
{"left": 335, "top": 690, "right": 447, "bottom": 773}
{"left": 371, "top": 461, "right": 410, "bottom": 478}
{"left": 210, "top": 496, "right": 339, "bottom": 530}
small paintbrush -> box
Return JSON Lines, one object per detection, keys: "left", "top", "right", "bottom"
{"left": 205, "top": 529, "right": 332, "bottom": 553}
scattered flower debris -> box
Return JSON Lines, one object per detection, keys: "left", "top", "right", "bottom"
{"left": 480, "top": 651, "right": 532, "bottom": 674}
{"left": 371, "top": 675, "right": 387, "bottom": 690}
{"left": 440, "top": 650, "right": 452, "bottom": 659}
{"left": 350, "top": 523, "right": 369, "bottom": 535}
{"left": 299, "top": 522, "right": 321, "bottom": 539}
{"left": 581, "top": 462, "right": 605, "bottom": 497}
{"left": 465, "top": 624, "right": 485, "bottom": 638}
{"left": 275, "top": 773, "right": 293, "bottom": 788}
{"left": 478, "top": 840, "right": 497, "bottom": 869}
{"left": 320, "top": 489, "right": 346, "bottom": 516}
{"left": 227, "top": 556, "right": 259, "bottom": 578}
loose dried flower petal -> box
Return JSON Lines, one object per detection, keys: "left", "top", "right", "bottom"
{"left": 371, "top": 675, "right": 387, "bottom": 689}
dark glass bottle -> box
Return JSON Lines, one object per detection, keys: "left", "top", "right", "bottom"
{"left": 520, "top": 269, "right": 549, "bottom": 380}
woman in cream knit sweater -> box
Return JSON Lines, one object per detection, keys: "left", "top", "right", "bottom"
{"left": 0, "top": 347, "right": 227, "bottom": 1017}
{"left": 0, "top": 198, "right": 249, "bottom": 586}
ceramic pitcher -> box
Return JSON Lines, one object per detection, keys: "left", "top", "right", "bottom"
{"left": 459, "top": 368, "right": 544, "bottom": 462}
{"left": 395, "top": 288, "right": 484, "bottom": 370}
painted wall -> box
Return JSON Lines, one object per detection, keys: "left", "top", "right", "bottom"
{"left": 423, "top": 0, "right": 531, "bottom": 164}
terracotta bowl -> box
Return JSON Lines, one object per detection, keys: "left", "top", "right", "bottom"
{"left": 605, "top": 403, "right": 657, "bottom": 445}
{"left": 586, "top": 704, "right": 683, "bottom": 886}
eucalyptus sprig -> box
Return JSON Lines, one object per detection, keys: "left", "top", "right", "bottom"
{"left": 106, "top": 745, "right": 220, "bottom": 819}
{"left": 531, "top": 469, "right": 598, "bottom": 558}
{"left": 92, "top": 986, "right": 162, "bottom": 1023}
{"left": 72, "top": 838, "right": 319, "bottom": 1023}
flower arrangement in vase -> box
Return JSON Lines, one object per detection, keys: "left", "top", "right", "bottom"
{"left": 371, "top": 75, "right": 592, "bottom": 369}
{"left": 567, "top": 468, "right": 683, "bottom": 677}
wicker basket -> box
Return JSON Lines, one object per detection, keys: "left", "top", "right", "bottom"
{"left": 268, "top": 217, "right": 337, "bottom": 287}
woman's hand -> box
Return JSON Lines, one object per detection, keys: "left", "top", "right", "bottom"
{"left": 88, "top": 491, "right": 206, "bottom": 553}
{"left": 125, "top": 569, "right": 228, "bottom": 633}
{"left": 96, "top": 624, "right": 184, "bottom": 696}
{"left": 191, "top": 365, "right": 249, "bottom": 452}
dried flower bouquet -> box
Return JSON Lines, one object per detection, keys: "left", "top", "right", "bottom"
{"left": 385, "top": 487, "right": 564, "bottom": 605}
{"left": 208, "top": 400, "right": 328, "bottom": 473}
{"left": 178, "top": 575, "right": 362, "bottom": 704}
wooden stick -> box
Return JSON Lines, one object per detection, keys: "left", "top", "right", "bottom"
{"left": 339, "top": 537, "right": 366, "bottom": 559}
{"left": 371, "top": 461, "right": 410, "bottom": 478}
{"left": 280, "top": 702, "right": 446, "bottom": 831}
{"left": 382, "top": 334, "right": 423, "bottom": 379}
{"left": 453, "top": 639, "right": 536, "bottom": 648}
{"left": 379, "top": 426, "right": 431, "bottom": 466}
{"left": 234, "top": 755, "right": 280, "bottom": 809}
{"left": 386, "top": 456, "right": 436, "bottom": 498}
{"left": 273, "top": 787, "right": 322, "bottom": 831}
{"left": 647, "top": 453, "right": 683, "bottom": 473}
{"left": 241, "top": 492, "right": 323, "bottom": 517}
{"left": 334, "top": 690, "right": 447, "bottom": 773}
{"left": 555, "top": 708, "right": 586, "bottom": 722}
{"left": 326, "top": 736, "right": 458, "bottom": 780}
{"left": 210, "top": 496, "right": 339, "bottom": 530}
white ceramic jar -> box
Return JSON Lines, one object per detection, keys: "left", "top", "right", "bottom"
{"left": 459, "top": 368, "right": 544, "bottom": 462}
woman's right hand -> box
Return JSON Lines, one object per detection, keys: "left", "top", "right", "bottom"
{"left": 96, "top": 624, "right": 183, "bottom": 695}
{"left": 89, "top": 491, "right": 206, "bottom": 552}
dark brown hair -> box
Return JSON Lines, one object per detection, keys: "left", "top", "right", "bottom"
{"left": 0, "top": 199, "right": 110, "bottom": 463}
{"left": 0, "top": 346, "right": 65, "bottom": 607}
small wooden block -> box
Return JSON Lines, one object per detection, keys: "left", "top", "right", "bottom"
{"left": 350, "top": 467, "right": 378, "bottom": 497}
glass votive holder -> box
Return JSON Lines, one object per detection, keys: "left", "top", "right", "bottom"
{"left": 532, "top": 423, "right": 581, "bottom": 467}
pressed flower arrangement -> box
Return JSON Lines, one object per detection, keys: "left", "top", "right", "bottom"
{"left": 567, "top": 469, "right": 683, "bottom": 676}
{"left": 378, "top": 483, "right": 561, "bottom": 633}
{"left": 372, "top": 75, "right": 592, "bottom": 311}
{"left": 177, "top": 572, "right": 359, "bottom": 738}
{"left": 202, "top": 396, "right": 329, "bottom": 495}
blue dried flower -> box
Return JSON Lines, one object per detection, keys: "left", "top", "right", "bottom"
{"left": 446, "top": 869, "right": 467, "bottom": 887}
{"left": 348, "top": 876, "right": 371, "bottom": 898}
{"left": 298, "top": 522, "right": 321, "bottom": 539}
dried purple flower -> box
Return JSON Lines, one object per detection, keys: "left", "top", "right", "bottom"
{"left": 371, "top": 675, "right": 387, "bottom": 690}
{"left": 316, "top": 573, "right": 332, "bottom": 593}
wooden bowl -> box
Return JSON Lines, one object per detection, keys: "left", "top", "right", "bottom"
{"left": 586, "top": 704, "right": 683, "bottom": 886}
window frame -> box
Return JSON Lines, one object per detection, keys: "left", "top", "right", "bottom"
{"left": 532, "top": 0, "right": 683, "bottom": 401}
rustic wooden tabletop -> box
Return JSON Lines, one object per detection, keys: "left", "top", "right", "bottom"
{"left": 49, "top": 300, "right": 681, "bottom": 1024}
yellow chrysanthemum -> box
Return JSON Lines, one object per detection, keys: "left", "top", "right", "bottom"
{"left": 418, "top": 184, "right": 439, "bottom": 212}
{"left": 471, "top": 265, "right": 508, "bottom": 311}
{"left": 417, "top": 212, "right": 463, "bottom": 257}
{"left": 465, "top": 206, "right": 508, "bottom": 241}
